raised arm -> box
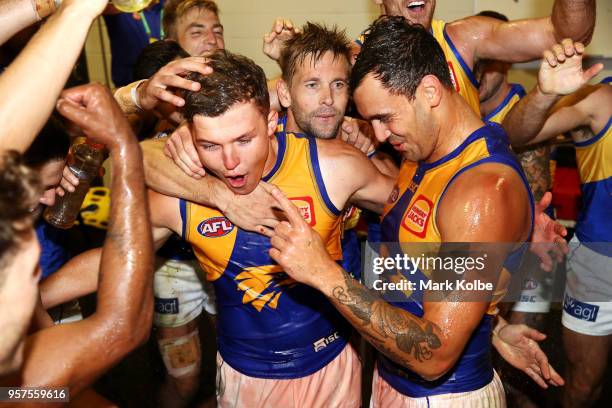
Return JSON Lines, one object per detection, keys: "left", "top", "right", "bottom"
{"left": 18, "top": 84, "right": 154, "bottom": 394}
{"left": 0, "top": 0, "right": 57, "bottom": 45}
{"left": 447, "top": 0, "right": 595, "bottom": 67}
{"left": 502, "top": 39, "right": 603, "bottom": 146}
{"left": 0, "top": 0, "right": 106, "bottom": 153}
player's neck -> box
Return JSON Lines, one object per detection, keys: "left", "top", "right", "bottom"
{"left": 480, "top": 81, "right": 512, "bottom": 118}
{"left": 285, "top": 109, "right": 330, "bottom": 137}
{"left": 428, "top": 92, "right": 484, "bottom": 163}
{"left": 262, "top": 134, "right": 280, "bottom": 177}
{"left": 285, "top": 110, "right": 303, "bottom": 134}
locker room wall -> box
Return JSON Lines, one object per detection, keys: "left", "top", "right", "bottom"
{"left": 84, "top": 0, "right": 611, "bottom": 90}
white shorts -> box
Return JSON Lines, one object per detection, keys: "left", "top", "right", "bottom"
{"left": 153, "top": 257, "right": 217, "bottom": 328}
{"left": 562, "top": 236, "right": 612, "bottom": 336}
{"left": 370, "top": 367, "right": 506, "bottom": 408}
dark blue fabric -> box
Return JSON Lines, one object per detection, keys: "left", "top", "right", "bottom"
{"left": 36, "top": 219, "right": 70, "bottom": 280}
{"left": 103, "top": 2, "right": 164, "bottom": 87}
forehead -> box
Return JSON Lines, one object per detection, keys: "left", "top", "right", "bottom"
{"left": 191, "top": 102, "right": 264, "bottom": 143}
{"left": 354, "top": 74, "right": 410, "bottom": 117}
{"left": 291, "top": 51, "right": 350, "bottom": 80}
{"left": 176, "top": 7, "right": 220, "bottom": 31}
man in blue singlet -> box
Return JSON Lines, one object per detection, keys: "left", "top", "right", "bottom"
{"left": 266, "top": 17, "right": 555, "bottom": 406}
{"left": 502, "top": 38, "right": 610, "bottom": 408}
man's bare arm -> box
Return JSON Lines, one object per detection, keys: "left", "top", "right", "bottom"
{"left": 0, "top": 0, "right": 106, "bottom": 153}
{"left": 317, "top": 139, "right": 395, "bottom": 214}
{"left": 267, "top": 167, "right": 529, "bottom": 379}
{"left": 447, "top": 0, "right": 595, "bottom": 67}
{"left": 39, "top": 191, "right": 181, "bottom": 311}
{"left": 17, "top": 84, "right": 154, "bottom": 395}
{"left": 0, "top": 0, "right": 57, "bottom": 45}
{"left": 502, "top": 40, "right": 604, "bottom": 146}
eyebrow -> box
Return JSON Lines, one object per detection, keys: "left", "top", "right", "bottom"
{"left": 363, "top": 113, "right": 392, "bottom": 122}
{"left": 196, "top": 130, "right": 256, "bottom": 145}
{"left": 187, "top": 23, "right": 224, "bottom": 30}
{"left": 303, "top": 77, "right": 348, "bottom": 83}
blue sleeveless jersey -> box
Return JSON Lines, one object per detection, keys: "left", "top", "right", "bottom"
{"left": 181, "top": 132, "right": 349, "bottom": 378}
{"left": 574, "top": 104, "right": 612, "bottom": 254}
{"left": 277, "top": 113, "right": 362, "bottom": 279}
{"left": 378, "top": 124, "right": 533, "bottom": 397}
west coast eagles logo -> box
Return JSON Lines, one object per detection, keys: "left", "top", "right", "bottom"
{"left": 235, "top": 265, "right": 297, "bottom": 311}
{"left": 389, "top": 186, "right": 400, "bottom": 203}
{"left": 401, "top": 195, "right": 434, "bottom": 238}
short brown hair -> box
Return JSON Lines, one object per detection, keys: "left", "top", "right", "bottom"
{"left": 278, "top": 22, "right": 351, "bottom": 85}
{"left": 182, "top": 50, "right": 269, "bottom": 121}
{"left": 163, "top": 0, "right": 219, "bottom": 40}
{"left": 0, "top": 151, "right": 40, "bottom": 280}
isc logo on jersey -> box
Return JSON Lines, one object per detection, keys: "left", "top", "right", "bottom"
{"left": 402, "top": 195, "right": 433, "bottom": 238}
{"left": 290, "top": 196, "right": 316, "bottom": 226}
{"left": 197, "top": 217, "right": 234, "bottom": 238}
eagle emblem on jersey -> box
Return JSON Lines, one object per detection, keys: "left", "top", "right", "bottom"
{"left": 389, "top": 186, "right": 400, "bottom": 203}
{"left": 401, "top": 195, "right": 434, "bottom": 238}
{"left": 235, "top": 265, "right": 297, "bottom": 312}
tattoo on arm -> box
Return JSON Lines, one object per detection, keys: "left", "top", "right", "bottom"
{"left": 332, "top": 271, "right": 442, "bottom": 369}
{"left": 516, "top": 145, "right": 551, "bottom": 202}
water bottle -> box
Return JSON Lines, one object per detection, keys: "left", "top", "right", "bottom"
{"left": 43, "top": 139, "right": 105, "bottom": 229}
{"left": 112, "top": 0, "right": 153, "bottom": 13}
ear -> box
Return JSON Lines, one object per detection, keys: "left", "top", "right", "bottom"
{"left": 419, "top": 75, "right": 443, "bottom": 108}
{"left": 277, "top": 79, "right": 292, "bottom": 109}
{"left": 266, "top": 110, "right": 279, "bottom": 137}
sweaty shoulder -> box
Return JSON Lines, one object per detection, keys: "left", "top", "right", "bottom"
{"left": 587, "top": 84, "right": 612, "bottom": 132}
{"left": 437, "top": 162, "right": 531, "bottom": 243}
{"left": 444, "top": 16, "right": 492, "bottom": 67}
{"left": 315, "top": 138, "right": 377, "bottom": 210}
{"left": 147, "top": 189, "right": 182, "bottom": 238}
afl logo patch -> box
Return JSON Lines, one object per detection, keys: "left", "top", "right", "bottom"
{"left": 197, "top": 217, "right": 234, "bottom": 238}
{"left": 389, "top": 186, "right": 399, "bottom": 203}
{"left": 402, "top": 195, "right": 433, "bottom": 238}
{"left": 290, "top": 196, "right": 316, "bottom": 226}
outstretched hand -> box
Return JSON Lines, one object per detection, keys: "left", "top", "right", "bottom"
{"left": 538, "top": 39, "right": 603, "bottom": 96}
{"left": 495, "top": 323, "right": 564, "bottom": 389}
{"left": 263, "top": 18, "right": 301, "bottom": 61}
{"left": 137, "top": 57, "right": 213, "bottom": 111}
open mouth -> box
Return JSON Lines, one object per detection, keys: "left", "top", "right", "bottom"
{"left": 226, "top": 175, "right": 247, "bottom": 188}
{"left": 407, "top": 1, "right": 426, "bottom": 13}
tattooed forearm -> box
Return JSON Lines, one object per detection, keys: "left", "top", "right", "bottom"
{"left": 331, "top": 270, "right": 442, "bottom": 369}
{"left": 516, "top": 145, "right": 551, "bottom": 201}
